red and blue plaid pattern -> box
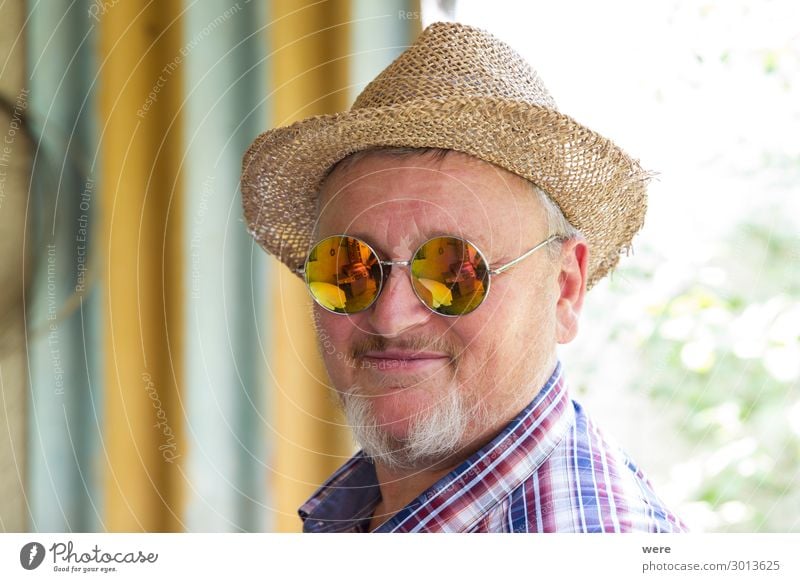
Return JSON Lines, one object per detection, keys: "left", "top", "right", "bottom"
{"left": 299, "top": 361, "right": 688, "bottom": 533}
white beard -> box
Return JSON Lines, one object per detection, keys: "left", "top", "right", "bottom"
{"left": 338, "top": 381, "right": 490, "bottom": 472}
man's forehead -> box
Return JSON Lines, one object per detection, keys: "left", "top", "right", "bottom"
{"left": 318, "top": 150, "right": 539, "bottom": 212}
{"left": 315, "top": 151, "right": 547, "bottom": 256}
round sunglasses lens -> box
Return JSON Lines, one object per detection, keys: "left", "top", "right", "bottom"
{"left": 304, "top": 236, "right": 381, "bottom": 313}
{"left": 411, "top": 237, "right": 489, "bottom": 315}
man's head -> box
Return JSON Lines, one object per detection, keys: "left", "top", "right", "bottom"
{"left": 240, "top": 21, "right": 649, "bottom": 470}
{"left": 312, "top": 147, "right": 588, "bottom": 471}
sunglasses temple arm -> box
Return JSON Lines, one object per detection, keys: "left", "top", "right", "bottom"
{"left": 489, "top": 235, "right": 561, "bottom": 276}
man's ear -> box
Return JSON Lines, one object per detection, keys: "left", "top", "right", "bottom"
{"left": 555, "top": 238, "right": 589, "bottom": 344}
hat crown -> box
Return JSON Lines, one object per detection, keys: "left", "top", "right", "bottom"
{"left": 242, "top": 21, "right": 649, "bottom": 291}
{"left": 352, "top": 22, "right": 558, "bottom": 111}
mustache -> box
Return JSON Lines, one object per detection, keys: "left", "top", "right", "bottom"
{"left": 350, "top": 334, "right": 461, "bottom": 360}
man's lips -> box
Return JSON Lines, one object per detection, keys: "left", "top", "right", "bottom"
{"left": 362, "top": 350, "right": 450, "bottom": 360}
{"left": 359, "top": 350, "right": 451, "bottom": 371}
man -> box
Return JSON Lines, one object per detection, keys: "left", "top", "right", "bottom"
{"left": 241, "top": 22, "right": 687, "bottom": 533}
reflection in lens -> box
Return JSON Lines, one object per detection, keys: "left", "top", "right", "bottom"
{"left": 305, "top": 236, "right": 380, "bottom": 313}
{"left": 411, "top": 237, "right": 488, "bottom": 315}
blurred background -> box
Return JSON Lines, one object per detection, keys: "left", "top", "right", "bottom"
{"left": 0, "top": 0, "right": 797, "bottom": 533}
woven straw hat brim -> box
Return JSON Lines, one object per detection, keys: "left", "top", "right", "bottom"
{"left": 242, "top": 96, "right": 649, "bottom": 290}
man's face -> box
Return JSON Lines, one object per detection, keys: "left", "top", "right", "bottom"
{"left": 313, "top": 151, "right": 564, "bottom": 471}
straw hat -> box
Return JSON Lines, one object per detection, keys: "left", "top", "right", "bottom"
{"left": 241, "top": 21, "right": 649, "bottom": 289}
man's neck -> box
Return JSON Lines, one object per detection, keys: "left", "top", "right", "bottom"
{"left": 366, "top": 413, "right": 515, "bottom": 531}
{"left": 369, "top": 454, "right": 472, "bottom": 532}
{"left": 367, "top": 463, "right": 451, "bottom": 531}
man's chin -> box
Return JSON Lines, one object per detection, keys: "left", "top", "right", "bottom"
{"left": 352, "top": 364, "right": 452, "bottom": 391}
{"left": 341, "top": 373, "right": 452, "bottom": 418}
{"left": 353, "top": 419, "right": 463, "bottom": 471}
{"left": 338, "top": 382, "right": 477, "bottom": 472}
{"left": 369, "top": 388, "right": 446, "bottom": 430}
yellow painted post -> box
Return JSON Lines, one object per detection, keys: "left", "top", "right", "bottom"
{"left": 268, "top": 0, "right": 356, "bottom": 532}
{"left": 98, "top": 0, "right": 185, "bottom": 531}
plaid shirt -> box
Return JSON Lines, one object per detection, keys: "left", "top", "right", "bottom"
{"left": 299, "top": 361, "right": 688, "bottom": 533}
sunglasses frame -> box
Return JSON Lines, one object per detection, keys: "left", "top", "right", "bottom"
{"left": 298, "top": 233, "right": 561, "bottom": 317}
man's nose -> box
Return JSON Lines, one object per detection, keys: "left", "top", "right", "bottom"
{"left": 366, "top": 266, "right": 432, "bottom": 337}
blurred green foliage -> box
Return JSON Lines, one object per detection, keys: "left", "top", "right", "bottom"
{"left": 636, "top": 217, "right": 800, "bottom": 532}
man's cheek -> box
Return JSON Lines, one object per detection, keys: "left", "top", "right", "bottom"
{"left": 326, "top": 347, "right": 360, "bottom": 371}
{"left": 314, "top": 330, "right": 336, "bottom": 360}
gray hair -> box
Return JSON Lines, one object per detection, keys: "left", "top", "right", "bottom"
{"left": 528, "top": 180, "right": 583, "bottom": 261}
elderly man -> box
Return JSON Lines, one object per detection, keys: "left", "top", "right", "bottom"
{"left": 241, "top": 22, "right": 686, "bottom": 533}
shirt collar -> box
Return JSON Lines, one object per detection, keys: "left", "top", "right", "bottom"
{"left": 298, "top": 451, "right": 381, "bottom": 533}
{"left": 299, "top": 360, "right": 571, "bottom": 533}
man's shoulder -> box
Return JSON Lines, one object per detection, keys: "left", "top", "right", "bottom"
{"left": 502, "top": 399, "right": 689, "bottom": 533}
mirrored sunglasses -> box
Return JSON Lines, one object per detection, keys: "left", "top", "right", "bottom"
{"left": 301, "top": 234, "right": 559, "bottom": 317}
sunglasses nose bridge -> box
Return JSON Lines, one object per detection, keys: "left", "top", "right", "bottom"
{"left": 376, "top": 259, "right": 411, "bottom": 294}
{"left": 379, "top": 259, "right": 411, "bottom": 270}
